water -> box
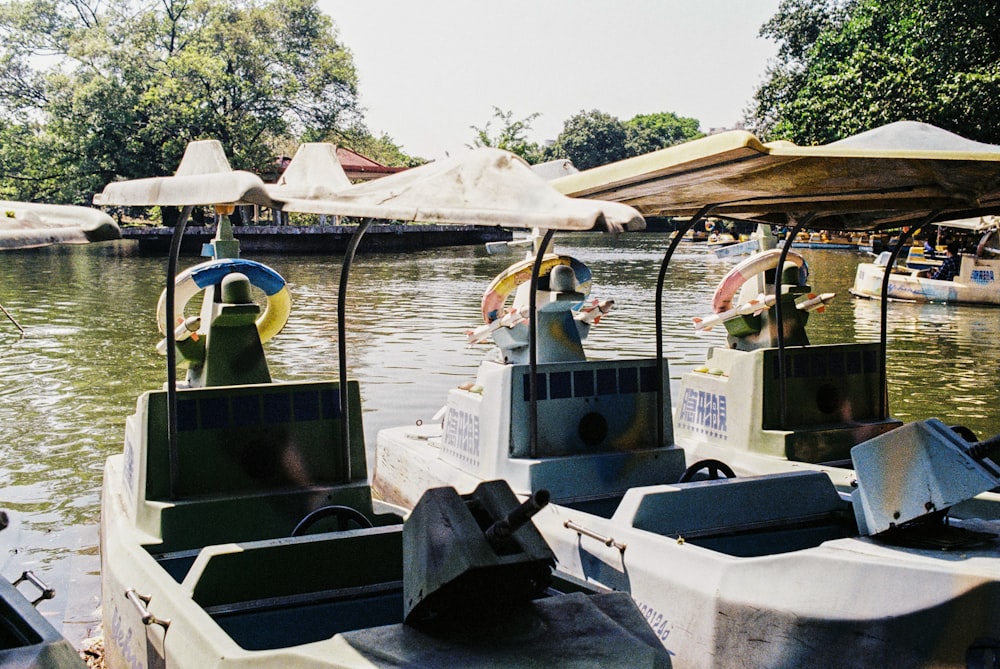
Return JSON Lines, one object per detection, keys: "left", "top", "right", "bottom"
{"left": 1, "top": 234, "right": 998, "bottom": 644}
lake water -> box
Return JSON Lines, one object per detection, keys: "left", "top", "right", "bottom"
{"left": 2, "top": 232, "right": 998, "bottom": 645}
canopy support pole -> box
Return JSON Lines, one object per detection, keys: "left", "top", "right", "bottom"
{"left": 165, "top": 205, "right": 194, "bottom": 501}
{"left": 337, "top": 220, "right": 372, "bottom": 483}
{"left": 527, "top": 228, "right": 557, "bottom": 458}
{"left": 654, "top": 205, "right": 717, "bottom": 447}
{"left": 877, "top": 213, "right": 939, "bottom": 418}
{"left": 774, "top": 214, "right": 813, "bottom": 430}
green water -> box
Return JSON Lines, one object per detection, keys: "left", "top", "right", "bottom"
{"left": 1, "top": 234, "right": 998, "bottom": 643}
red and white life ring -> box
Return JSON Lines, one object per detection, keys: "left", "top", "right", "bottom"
{"left": 712, "top": 249, "right": 807, "bottom": 313}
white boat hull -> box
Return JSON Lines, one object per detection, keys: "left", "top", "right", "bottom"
{"left": 852, "top": 259, "right": 1000, "bottom": 305}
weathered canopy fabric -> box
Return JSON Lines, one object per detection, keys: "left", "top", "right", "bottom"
{"left": 552, "top": 121, "right": 1000, "bottom": 231}
{"left": 0, "top": 201, "right": 119, "bottom": 250}
{"left": 95, "top": 140, "right": 644, "bottom": 233}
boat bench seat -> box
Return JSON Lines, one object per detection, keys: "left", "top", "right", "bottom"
{"left": 621, "top": 471, "right": 854, "bottom": 557}
{"left": 142, "top": 379, "right": 367, "bottom": 500}
{"left": 508, "top": 358, "right": 672, "bottom": 457}
{"left": 184, "top": 526, "right": 405, "bottom": 650}
{"left": 149, "top": 482, "right": 398, "bottom": 562}
{"left": 137, "top": 379, "right": 392, "bottom": 552}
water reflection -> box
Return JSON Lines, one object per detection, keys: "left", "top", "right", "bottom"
{"left": 0, "top": 235, "right": 998, "bottom": 640}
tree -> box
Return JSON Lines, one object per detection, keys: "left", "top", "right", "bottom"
{"left": 747, "top": 0, "right": 1000, "bottom": 145}
{"left": 546, "top": 110, "right": 630, "bottom": 170}
{"left": 468, "top": 107, "right": 543, "bottom": 163}
{"left": 624, "top": 112, "right": 703, "bottom": 155}
{"left": 0, "top": 0, "right": 366, "bottom": 203}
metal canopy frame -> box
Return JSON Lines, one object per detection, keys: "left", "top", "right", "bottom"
{"left": 94, "top": 141, "right": 642, "bottom": 498}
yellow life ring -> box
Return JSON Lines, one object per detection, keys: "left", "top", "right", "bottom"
{"left": 481, "top": 255, "right": 592, "bottom": 323}
{"left": 712, "top": 249, "right": 807, "bottom": 313}
{"left": 156, "top": 258, "right": 291, "bottom": 343}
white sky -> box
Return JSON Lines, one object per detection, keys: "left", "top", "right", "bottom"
{"left": 318, "top": 1, "right": 782, "bottom": 159}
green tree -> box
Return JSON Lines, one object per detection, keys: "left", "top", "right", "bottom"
{"left": 0, "top": 0, "right": 365, "bottom": 203}
{"left": 546, "top": 110, "right": 630, "bottom": 170}
{"left": 468, "top": 107, "right": 543, "bottom": 163}
{"left": 748, "top": 0, "right": 1000, "bottom": 145}
{"left": 624, "top": 112, "right": 704, "bottom": 154}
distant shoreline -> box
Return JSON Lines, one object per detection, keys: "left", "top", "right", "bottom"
{"left": 119, "top": 223, "right": 513, "bottom": 254}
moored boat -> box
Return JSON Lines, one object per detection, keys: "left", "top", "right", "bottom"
{"left": 851, "top": 217, "right": 1000, "bottom": 305}
{"left": 0, "top": 557, "right": 86, "bottom": 667}
{"left": 96, "top": 140, "right": 668, "bottom": 669}
{"left": 373, "top": 122, "right": 1000, "bottom": 667}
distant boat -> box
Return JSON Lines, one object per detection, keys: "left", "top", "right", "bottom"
{"left": 851, "top": 217, "right": 1000, "bottom": 305}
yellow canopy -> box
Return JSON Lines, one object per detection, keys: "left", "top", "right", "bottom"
{"left": 552, "top": 121, "right": 1000, "bottom": 231}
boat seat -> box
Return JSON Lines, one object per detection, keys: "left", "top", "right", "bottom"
{"left": 508, "top": 358, "right": 672, "bottom": 457}
{"left": 141, "top": 379, "right": 366, "bottom": 499}
{"left": 184, "top": 526, "right": 405, "bottom": 650}
{"left": 148, "top": 483, "right": 397, "bottom": 562}
{"left": 136, "top": 379, "right": 384, "bottom": 551}
{"left": 622, "top": 471, "right": 854, "bottom": 557}
{"left": 762, "top": 343, "right": 902, "bottom": 462}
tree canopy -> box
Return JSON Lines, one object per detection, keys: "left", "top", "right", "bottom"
{"left": 540, "top": 109, "right": 703, "bottom": 171}
{"left": 747, "top": 0, "right": 1000, "bottom": 144}
{"left": 0, "top": 0, "right": 385, "bottom": 203}
{"left": 468, "top": 107, "right": 544, "bottom": 163}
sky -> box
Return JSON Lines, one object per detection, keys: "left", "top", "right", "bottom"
{"left": 318, "top": 1, "right": 783, "bottom": 160}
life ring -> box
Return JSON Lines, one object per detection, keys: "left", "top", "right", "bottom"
{"left": 156, "top": 258, "right": 291, "bottom": 343}
{"left": 481, "top": 255, "right": 592, "bottom": 323}
{"left": 712, "top": 249, "right": 807, "bottom": 313}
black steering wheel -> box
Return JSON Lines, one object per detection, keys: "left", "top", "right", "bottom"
{"left": 678, "top": 459, "right": 737, "bottom": 483}
{"left": 291, "top": 505, "right": 373, "bottom": 537}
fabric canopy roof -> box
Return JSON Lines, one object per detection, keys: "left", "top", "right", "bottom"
{"left": 552, "top": 121, "right": 1000, "bottom": 231}
{"left": 95, "top": 141, "right": 644, "bottom": 233}
{"left": 0, "top": 201, "right": 119, "bottom": 250}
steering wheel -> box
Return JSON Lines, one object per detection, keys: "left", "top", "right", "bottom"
{"left": 678, "top": 459, "right": 737, "bottom": 483}
{"left": 291, "top": 505, "right": 373, "bottom": 537}
{"left": 950, "top": 424, "right": 978, "bottom": 443}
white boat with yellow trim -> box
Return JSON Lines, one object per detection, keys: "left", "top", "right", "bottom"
{"left": 373, "top": 122, "right": 1000, "bottom": 668}
{"left": 96, "top": 140, "right": 670, "bottom": 668}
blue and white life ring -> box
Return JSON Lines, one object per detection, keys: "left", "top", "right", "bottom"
{"left": 156, "top": 258, "right": 291, "bottom": 343}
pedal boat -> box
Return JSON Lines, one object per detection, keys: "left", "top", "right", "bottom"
{"left": 374, "top": 122, "right": 1000, "bottom": 667}
{"left": 96, "top": 141, "right": 669, "bottom": 668}
{"left": 0, "top": 557, "right": 86, "bottom": 667}
{"left": 851, "top": 217, "right": 1000, "bottom": 305}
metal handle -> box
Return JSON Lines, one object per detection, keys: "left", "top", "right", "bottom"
{"left": 564, "top": 520, "right": 627, "bottom": 553}
{"left": 12, "top": 570, "right": 55, "bottom": 607}
{"left": 126, "top": 589, "right": 171, "bottom": 629}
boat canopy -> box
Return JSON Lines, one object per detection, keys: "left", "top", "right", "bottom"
{"left": 94, "top": 140, "right": 644, "bottom": 233}
{"left": 552, "top": 121, "right": 1000, "bottom": 231}
{"left": 931, "top": 215, "right": 998, "bottom": 232}
{"left": 0, "top": 200, "right": 119, "bottom": 250}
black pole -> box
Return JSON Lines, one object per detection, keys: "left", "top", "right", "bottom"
{"left": 528, "top": 228, "right": 556, "bottom": 457}
{"left": 166, "top": 205, "right": 194, "bottom": 500}
{"left": 337, "top": 219, "right": 372, "bottom": 483}
{"left": 654, "top": 206, "right": 716, "bottom": 446}
{"left": 877, "top": 213, "right": 938, "bottom": 417}
{"left": 774, "top": 214, "right": 812, "bottom": 430}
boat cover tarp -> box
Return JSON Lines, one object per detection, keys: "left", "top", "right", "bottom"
{"left": 95, "top": 141, "right": 644, "bottom": 233}
{"left": 552, "top": 121, "right": 1000, "bottom": 231}
{"left": 0, "top": 200, "right": 120, "bottom": 250}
